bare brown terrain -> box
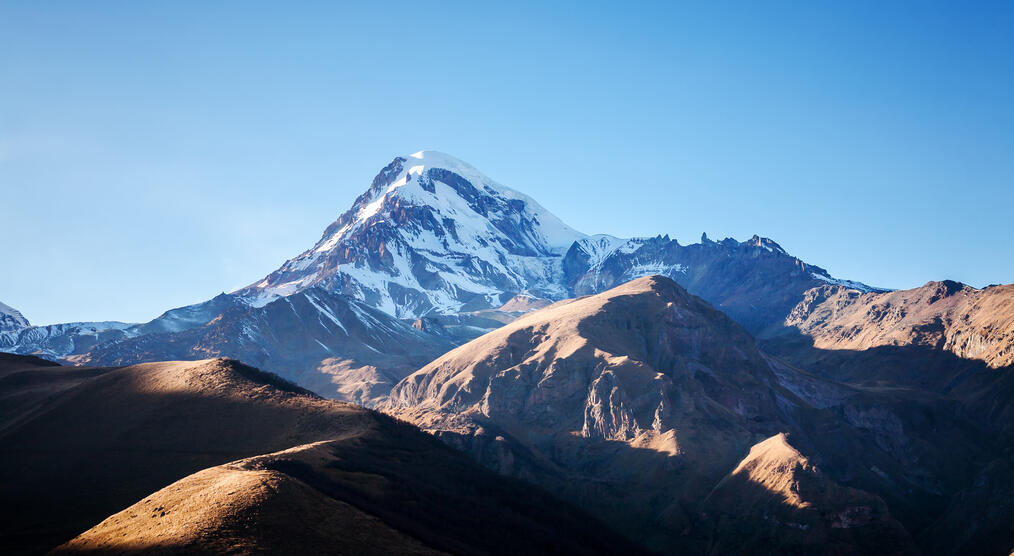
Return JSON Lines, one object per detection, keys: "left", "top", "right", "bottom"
{"left": 496, "top": 293, "right": 553, "bottom": 313}
{"left": 700, "top": 433, "right": 914, "bottom": 555}
{"left": 5, "top": 274, "right": 1013, "bottom": 554}
{"left": 758, "top": 280, "right": 1014, "bottom": 556}
{"left": 57, "top": 449, "right": 443, "bottom": 555}
{"left": 384, "top": 276, "right": 982, "bottom": 554}
{"left": 0, "top": 355, "right": 642, "bottom": 555}
{"left": 783, "top": 281, "right": 1014, "bottom": 369}
{"left": 0, "top": 353, "right": 114, "bottom": 438}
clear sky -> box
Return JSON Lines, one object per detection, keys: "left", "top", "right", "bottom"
{"left": 2, "top": 1, "right": 1012, "bottom": 325}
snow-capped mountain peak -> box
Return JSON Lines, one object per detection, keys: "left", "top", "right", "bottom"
{"left": 234, "top": 151, "right": 882, "bottom": 330}
{"left": 238, "top": 151, "right": 587, "bottom": 316}
{"left": 326, "top": 150, "right": 583, "bottom": 253}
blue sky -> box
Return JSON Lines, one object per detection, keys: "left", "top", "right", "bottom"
{"left": 2, "top": 1, "right": 1012, "bottom": 324}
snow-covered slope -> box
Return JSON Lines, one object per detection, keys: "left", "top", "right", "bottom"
{"left": 0, "top": 295, "right": 245, "bottom": 361}
{"left": 236, "top": 151, "right": 586, "bottom": 317}
{"left": 0, "top": 301, "right": 30, "bottom": 333}
{"left": 80, "top": 287, "right": 456, "bottom": 405}
{"left": 0, "top": 320, "right": 137, "bottom": 360}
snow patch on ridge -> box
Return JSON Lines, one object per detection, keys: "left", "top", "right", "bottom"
{"left": 574, "top": 235, "right": 627, "bottom": 266}
{"left": 302, "top": 290, "right": 348, "bottom": 335}
{"left": 315, "top": 224, "right": 350, "bottom": 253}
{"left": 617, "top": 240, "right": 649, "bottom": 255}
{"left": 811, "top": 272, "right": 881, "bottom": 293}
{"left": 623, "top": 263, "right": 688, "bottom": 280}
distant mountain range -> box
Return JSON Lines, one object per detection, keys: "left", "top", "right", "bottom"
{"left": 235, "top": 150, "right": 883, "bottom": 331}
{"left": 2, "top": 150, "right": 886, "bottom": 400}
{"left": 78, "top": 288, "right": 456, "bottom": 405}
{"left": 3, "top": 150, "right": 1013, "bottom": 554}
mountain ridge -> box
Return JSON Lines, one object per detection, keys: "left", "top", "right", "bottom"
{"left": 382, "top": 275, "right": 926, "bottom": 553}
{"left": 236, "top": 150, "right": 881, "bottom": 328}
{"left": 382, "top": 275, "right": 1007, "bottom": 553}
{"left": 3, "top": 150, "right": 889, "bottom": 401}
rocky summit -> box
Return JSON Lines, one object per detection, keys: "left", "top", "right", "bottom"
{"left": 235, "top": 151, "right": 586, "bottom": 317}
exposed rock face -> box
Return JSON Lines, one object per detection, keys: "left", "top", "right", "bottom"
{"left": 77, "top": 287, "right": 455, "bottom": 405}
{"left": 771, "top": 280, "right": 1014, "bottom": 442}
{"left": 1, "top": 358, "right": 640, "bottom": 556}
{"left": 496, "top": 293, "right": 553, "bottom": 313}
{"left": 388, "top": 275, "right": 792, "bottom": 461}
{"left": 784, "top": 281, "right": 1014, "bottom": 369}
{"left": 384, "top": 276, "right": 920, "bottom": 553}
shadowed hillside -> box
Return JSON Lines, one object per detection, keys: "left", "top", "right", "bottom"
{"left": 0, "top": 355, "right": 641, "bottom": 556}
